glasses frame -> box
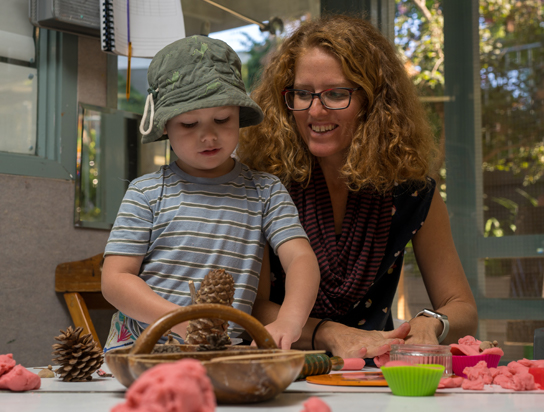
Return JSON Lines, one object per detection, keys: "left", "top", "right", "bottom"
{"left": 281, "top": 87, "right": 361, "bottom": 111}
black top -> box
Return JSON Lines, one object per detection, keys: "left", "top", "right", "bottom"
{"left": 270, "top": 177, "right": 436, "bottom": 332}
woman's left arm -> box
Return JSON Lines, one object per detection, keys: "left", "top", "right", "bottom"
{"left": 408, "top": 188, "right": 478, "bottom": 344}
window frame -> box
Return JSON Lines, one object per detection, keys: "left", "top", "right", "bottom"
{"left": 0, "top": 28, "right": 78, "bottom": 180}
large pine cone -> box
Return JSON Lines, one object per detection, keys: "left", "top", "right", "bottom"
{"left": 185, "top": 269, "right": 235, "bottom": 345}
{"left": 51, "top": 326, "right": 104, "bottom": 382}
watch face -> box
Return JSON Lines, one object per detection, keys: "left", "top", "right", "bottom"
{"left": 421, "top": 309, "right": 448, "bottom": 320}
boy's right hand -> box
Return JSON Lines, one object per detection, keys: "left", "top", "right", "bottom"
{"left": 263, "top": 318, "right": 303, "bottom": 350}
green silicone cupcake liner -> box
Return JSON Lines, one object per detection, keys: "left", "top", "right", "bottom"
{"left": 381, "top": 364, "right": 445, "bottom": 397}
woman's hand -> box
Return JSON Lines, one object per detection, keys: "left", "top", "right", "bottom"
{"left": 315, "top": 321, "right": 411, "bottom": 359}
{"left": 404, "top": 316, "right": 441, "bottom": 345}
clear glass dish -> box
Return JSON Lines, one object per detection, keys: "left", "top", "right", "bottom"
{"left": 389, "top": 344, "right": 452, "bottom": 376}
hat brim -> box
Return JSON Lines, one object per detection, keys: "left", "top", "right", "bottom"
{"left": 141, "top": 79, "right": 263, "bottom": 144}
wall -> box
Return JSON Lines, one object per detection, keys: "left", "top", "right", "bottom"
{"left": 0, "top": 36, "right": 114, "bottom": 366}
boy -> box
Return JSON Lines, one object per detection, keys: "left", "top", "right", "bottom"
{"left": 101, "top": 36, "right": 320, "bottom": 352}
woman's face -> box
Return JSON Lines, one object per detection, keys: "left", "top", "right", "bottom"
{"left": 291, "top": 47, "right": 362, "bottom": 163}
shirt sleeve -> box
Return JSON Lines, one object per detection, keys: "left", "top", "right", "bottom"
{"left": 262, "top": 179, "right": 309, "bottom": 254}
{"left": 104, "top": 183, "right": 153, "bottom": 256}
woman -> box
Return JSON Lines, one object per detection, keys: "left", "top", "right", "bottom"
{"left": 237, "top": 15, "right": 478, "bottom": 360}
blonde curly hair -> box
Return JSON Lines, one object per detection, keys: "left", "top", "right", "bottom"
{"left": 237, "top": 15, "right": 438, "bottom": 194}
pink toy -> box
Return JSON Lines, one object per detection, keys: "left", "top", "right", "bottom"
{"left": 528, "top": 368, "right": 544, "bottom": 389}
{"left": 300, "top": 397, "right": 332, "bottom": 412}
{"left": 111, "top": 359, "right": 216, "bottom": 412}
{"left": 341, "top": 358, "right": 365, "bottom": 370}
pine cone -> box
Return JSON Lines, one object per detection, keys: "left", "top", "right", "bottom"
{"left": 186, "top": 269, "right": 235, "bottom": 345}
{"left": 51, "top": 326, "right": 104, "bottom": 382}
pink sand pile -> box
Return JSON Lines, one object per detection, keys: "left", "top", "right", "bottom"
{"left": 450, "top": 336, "right": 504, "bottom": 356}
{"left": 0, "top": 354, "right": 41, "bottom": 392}
{"left": 111, "top": 359, "right": 216, "bottom": 412}
{"left": 439, "top": 359, "right": 543, "bottom": 391}
{"left": 300, "top": 397, "right": 331, "bottom": 412}
{"left": 438, "top": 376, "right": 464, "bottom": 388}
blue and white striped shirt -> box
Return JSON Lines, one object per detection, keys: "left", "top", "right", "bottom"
{"left": 104, "top": 160, "right": 308, "bottom": 339}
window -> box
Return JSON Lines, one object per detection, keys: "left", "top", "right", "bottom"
{"left": 0, "top": 0, "right": 78, "bottom": 179}
{"left": 0, "top": 0, "right": 37, "bottom": 155}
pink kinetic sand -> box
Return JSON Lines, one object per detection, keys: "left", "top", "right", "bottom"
{"left": 0, "top": 354, "right": 16, "bottom": 376}
{"left": 0, "top": 364, "right": 41, "bottom": 391}
{"left": 460, "top": 360, "right": 540, "bottom": 391}
{"left": 300, "top": 397, "right": 332, "bottom": 412}
{"left": 450, "top": 336, "right": 504, "bottom": 357}
{"left": 438, "top": 376, "right": 463, "bottom": 389}
{"left": 111, "top": 359, "right": 216, "bottom": 412}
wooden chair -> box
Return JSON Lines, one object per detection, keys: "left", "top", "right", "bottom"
{"left": 55, "top": 253, "right": 114, "bottom": 350}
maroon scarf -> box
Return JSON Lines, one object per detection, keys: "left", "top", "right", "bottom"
{"left": 289, "top": 164, "right": 393, "bottom": 318}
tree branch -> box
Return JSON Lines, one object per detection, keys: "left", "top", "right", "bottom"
{"left": 413, "top": 0, "right": 432, "bottom": 21}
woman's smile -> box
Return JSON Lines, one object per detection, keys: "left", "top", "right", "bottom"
{"left": 292, "top": 47, "right": 362, "bottom": 161}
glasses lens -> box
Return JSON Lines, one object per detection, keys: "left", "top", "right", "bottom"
{"left": 285, "top": 90, "right": 313, "bottom": 110}
{"left": 322, "top": 89, "right": 351, "bottom": 109}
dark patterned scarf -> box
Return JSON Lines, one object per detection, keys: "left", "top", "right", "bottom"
{"left": 288, "top": 164, "right": 393, "bottom": 318}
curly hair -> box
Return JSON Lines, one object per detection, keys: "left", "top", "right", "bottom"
{"left": 237, "top": 14, "right": 438, "bottom": 194}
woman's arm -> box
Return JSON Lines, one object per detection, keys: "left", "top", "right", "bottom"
{"left": 252, "top": 245, "right": 410, "bottom": 357}
{"left": 409, "top": 189, "right": 478, "bottom": 344}
{"left": 101, "top": 254, "right": 188, "bottom": 337}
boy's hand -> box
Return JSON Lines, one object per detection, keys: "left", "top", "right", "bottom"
{"left": 262, "top": 318, "right": 303, "bottom": 350}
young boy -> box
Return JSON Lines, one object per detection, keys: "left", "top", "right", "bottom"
{"left": 101, "top": 36, "right": 320, "bottom": 352}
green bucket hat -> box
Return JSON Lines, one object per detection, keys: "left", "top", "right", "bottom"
{"left": 139, "top": 35, "right": 264, "bottom": 143}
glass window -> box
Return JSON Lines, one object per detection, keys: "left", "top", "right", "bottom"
{"left": 394, "top": 0, "right": 447, "bottom": 322}
{"left": 0, "top": 0, "right": 38, "bottom": 155}
{"left": 481, "top": 2, "right": 544, "bottom": 238}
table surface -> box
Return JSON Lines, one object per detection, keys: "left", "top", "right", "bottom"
{"left": 1, "top": 366, "right": 542, "bottom": 412}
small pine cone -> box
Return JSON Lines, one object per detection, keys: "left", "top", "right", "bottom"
{"left": 186, "top": 269, "right": 234, "bottom": 345}
{"left": 51, "top": 326, "right": 104, "bottom": 382}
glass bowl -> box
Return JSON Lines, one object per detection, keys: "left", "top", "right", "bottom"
{"left": 389, "top": 344, "right": 452, "bottom": 377}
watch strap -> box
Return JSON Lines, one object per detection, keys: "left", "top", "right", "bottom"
{"left": 415, "top": 309, "right": 450, "bottom": 343}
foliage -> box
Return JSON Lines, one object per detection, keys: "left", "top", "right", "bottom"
{"left": 395, "top": 0, "right": 544, "bottom": 237}
{"left": 480, "top": 0, "right": 544, "bottom": 187}
{"left": 117, "top": 73, "right": 146, "bottom": 114}
{"left": 239, "top": 33, "right": 277, "bottom": 92}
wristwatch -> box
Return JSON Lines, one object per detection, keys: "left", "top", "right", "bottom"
{"left": 415, "top": 308, "right": 449, "bottom": 343}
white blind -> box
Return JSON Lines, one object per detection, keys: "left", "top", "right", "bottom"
{"left": 0, "top": 0, "right": 35, "bottom": 62}
{"left": 0, "top": 0, "right": 38, "bottom": 155}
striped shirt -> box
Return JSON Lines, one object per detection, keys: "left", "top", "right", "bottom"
{"left": 104, "top": 160, "right": 308, "bottom": 340}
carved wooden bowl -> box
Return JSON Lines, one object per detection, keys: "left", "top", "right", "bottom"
{"left": 105, "top": 304, "right": 306, "bottom": 404}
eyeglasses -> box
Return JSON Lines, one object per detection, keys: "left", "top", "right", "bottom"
{"left": 282, "top": 87, "right": 361, "bottom": 111}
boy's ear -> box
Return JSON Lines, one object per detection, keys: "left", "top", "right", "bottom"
{"left": 163, "top": 128, "right": 167, "bottom": 135}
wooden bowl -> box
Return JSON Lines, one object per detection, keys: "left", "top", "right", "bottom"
{"left": 105, "top": 304, "right": 305, "bottom": 404}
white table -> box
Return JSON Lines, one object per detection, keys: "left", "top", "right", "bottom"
{"left": 0, "top": 367, "right": 542, "bottom": 412}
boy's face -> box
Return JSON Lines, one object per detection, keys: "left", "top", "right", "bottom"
{"left": 164, "top": 106, "right": 240, "bottom": 178}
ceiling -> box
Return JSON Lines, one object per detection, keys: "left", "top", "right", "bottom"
{"left": 181, "top": 0, "right": 320, "bottom": 35}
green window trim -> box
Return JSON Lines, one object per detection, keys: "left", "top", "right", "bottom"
{"left": 0, "top": 29, "right": 78, "bottom": 180}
